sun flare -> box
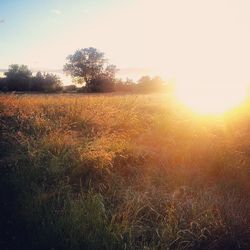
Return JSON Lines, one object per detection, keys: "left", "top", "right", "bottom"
{"left": 175, "top": 82, "right": 247, "bottom": 114}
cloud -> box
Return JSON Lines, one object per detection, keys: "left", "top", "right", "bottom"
{"left": 51, "top": 9, "right": 61, "bottom": 15}
{"left": 0, "top": 19, "right": 5, "bottom": 24}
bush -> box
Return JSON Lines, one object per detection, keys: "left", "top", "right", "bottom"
{"left": 89, "top": 75, "right": 115, "bottom": 92}
{"left": 32, "top": 72, "right": 62, "bottom": 93}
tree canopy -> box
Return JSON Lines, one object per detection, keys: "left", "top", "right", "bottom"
{"left": 4, "top": 64, "right": 32, "bottom": 91}
{"left": 64, "top": 47, "right": 118, "bottom": 92}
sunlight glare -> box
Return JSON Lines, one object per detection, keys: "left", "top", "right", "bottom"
{"left": 175, "top": 81, "right": 247, "bottom": 114}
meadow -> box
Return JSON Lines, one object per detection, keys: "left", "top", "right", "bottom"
{"left": 0, "top": 93, "right": 249, "bottom": 249}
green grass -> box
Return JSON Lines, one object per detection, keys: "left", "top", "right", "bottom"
{"left": 0, "top": 93, "right": 249, "bottom": 249}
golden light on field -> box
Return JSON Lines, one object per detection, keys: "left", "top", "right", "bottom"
{"left": 175, "top": 82, "right": 247, "bottom": 114}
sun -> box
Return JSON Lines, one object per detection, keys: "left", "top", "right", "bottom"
{"left": 175, "top": 81, "right": 247, "bottom": 115}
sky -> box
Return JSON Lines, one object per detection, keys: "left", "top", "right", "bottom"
{"left": 1, "top": 0, "right": 250, "bottom": 85}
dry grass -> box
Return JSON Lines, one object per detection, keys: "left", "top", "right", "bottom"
{"left": 0, "top": 93, "right": 249, "bottom": 249}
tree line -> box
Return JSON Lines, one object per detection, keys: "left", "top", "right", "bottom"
{"left": 0, "top": 65, "right": 62, "bottom": 92}
{"left": 0, "top": 47, "right": 171, "bottom": 93}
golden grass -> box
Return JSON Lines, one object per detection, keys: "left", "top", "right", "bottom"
{"left": 0, "top": 93, "right": 249, "bottom": 249}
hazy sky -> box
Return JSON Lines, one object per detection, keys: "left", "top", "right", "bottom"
{"left": 1, "top": 0, "right": 250, "bottom": 83}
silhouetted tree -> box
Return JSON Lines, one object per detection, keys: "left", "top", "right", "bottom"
{"left": 31, "top": 71, "right": 44, "bottom": 91}
{"left": 137, "top": 75, "right": 165, "bottom": 92}
{"left": 88, "top": 64, "right": 117, "bottom": 92}
{"left": 1, "top": 65, "right": 62, "bottom": 92}
{"left": 64, "top": 47, "right": 118, "bottom": 92}
{"left": 0, "top": 77, "right": 7, "bottom": 91}
{"left": 5, "top": 64, "right": 32, "bottom": 91}
{"left": 89, "top": 74, "right": 115, "bottom": 92}
{"left": 115, "top": 78, "right": 136, "bottom": 92}
{"left": 104, "top": 64, "right": 117, "bottom": 79}
{"left": 32, "top": 72, "right": 62, "bottom": 92}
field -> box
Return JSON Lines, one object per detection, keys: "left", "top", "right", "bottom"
{"left": 0, "top": 93, "right": 249, "bottom": 249}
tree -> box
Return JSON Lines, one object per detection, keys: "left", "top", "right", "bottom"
{"left": 151, "top": 76, "right": 165, "bottom": 91}
{"left": 31, "top": 71, "right": 44, "bottom": 91}
{"left": 2, "top": 65, "right": 62, "bottom": 92}
{"left": 137, "top": 75, "right": 165, "bottom": 92}
{"left": 32, "top": 72, "right": 62, "bottom": 92}
{"left": 43, "top": 73, "right": 62, "bottom": 92}
{"left": 0, "top": 77, "right": 7, "bottom": 91}
{"left": 89, "top": 75, "right": 115, "bottom": 92}
{"left": 137, "top": 76, "right": 151, "bottom": 86}
{"left": 104, "top": 64, "right": 117, "bottom": 79}
{"left": 115, "top": 78, "right": 136, "bottom": 92}
{"left": 5, "top": 64, "right": 32, "bottom": 91}
{"left": 88, "top": 64, "right": 117, "bottom": 92}
{"left": 64, "top": 47, "right": 118, "bottom": 92}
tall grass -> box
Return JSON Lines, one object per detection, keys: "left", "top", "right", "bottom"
{"left": 0, "top": 93, "right": 249, "bottom": 249}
